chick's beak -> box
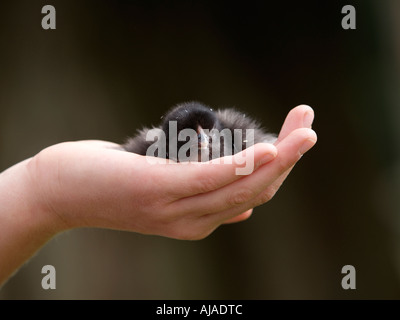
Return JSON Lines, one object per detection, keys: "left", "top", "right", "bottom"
{"left": 197, "top": 127, "right": 209, "bottom": 149}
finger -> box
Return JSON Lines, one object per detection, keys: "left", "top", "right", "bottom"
{"left": 258, "top": 165, "right": 294, "bottom": 200}
{"left": 205, "top": 170, "right": 292, "bottom": 226}
{"left": 228, "top": 166, "right": 293, "bottom": 216}
{"left": 169, "top": 127, "right": 317, "bottom": 219}
{"left": 275, "top": 105, "right": 314, "bottom": 145}
{"left": 207, "top": 129, "right": 317, "bottom": 224}
{"left": 222, "top": 209, "right": 253, "bottom": 224}
{"left": 149, "top": 142, "right": 278, "bottom": 200}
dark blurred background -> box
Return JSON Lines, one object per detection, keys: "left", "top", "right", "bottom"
{"left": 1, "top": 0, "right": 400, "bottom": 299}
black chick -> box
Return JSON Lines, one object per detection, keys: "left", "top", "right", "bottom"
{"left": 123, "top": 101, "right": 276, "bottom": 162}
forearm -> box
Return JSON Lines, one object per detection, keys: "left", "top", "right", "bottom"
{"left": 0, "top": 159, "right": 60, "bottom": 286}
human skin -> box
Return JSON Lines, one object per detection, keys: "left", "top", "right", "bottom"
{"left": 0, "top": 105, "right": 316, "bottom": 286}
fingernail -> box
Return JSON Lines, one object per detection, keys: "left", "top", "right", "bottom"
{"left": 299, "top": 139, "right": 316, "bottom": 155}
{"left": 303, "top": 111, "right": 314, "bottom": 128}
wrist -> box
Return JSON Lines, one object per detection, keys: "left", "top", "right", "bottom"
{"left": 25, "top": 152, "right": 73, "bottom": 234}
{"left": 0, "top": 158, "right": 62, "bottom": 285}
